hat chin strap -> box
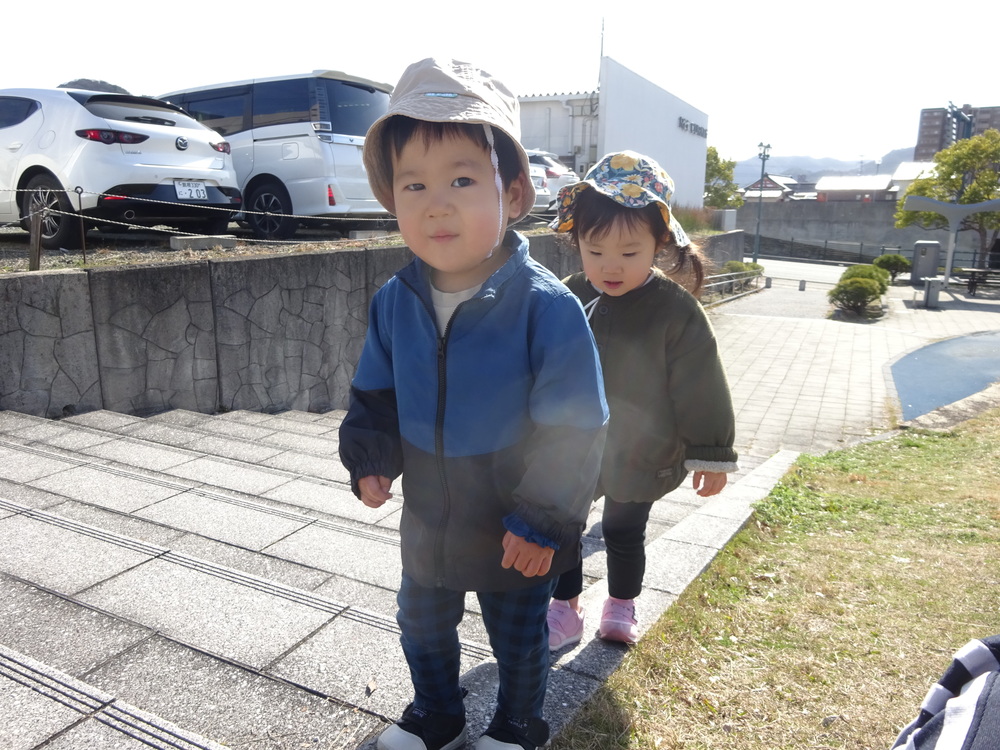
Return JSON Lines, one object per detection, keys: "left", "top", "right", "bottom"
{"left": 483, "top": 124, "right": 504, "bottom": 258}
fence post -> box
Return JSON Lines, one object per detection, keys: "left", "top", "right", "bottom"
{"left": 75, "top": 187, "right": 87, "bottom": 264}
{"left": 29, "top": 210, "right": 42, "bottom": 271}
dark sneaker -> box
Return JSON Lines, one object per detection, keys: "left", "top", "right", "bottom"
{"left": 377, "top": 703, "right": 467, "bottom": 750}
{"left": 474, "top": 712, "right": 549, "bottom": 750}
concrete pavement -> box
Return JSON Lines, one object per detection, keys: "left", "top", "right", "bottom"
{"left": 1, "top": 263, "right": 999, "bottom": 749}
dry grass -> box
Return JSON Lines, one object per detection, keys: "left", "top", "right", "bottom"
{"left": 551, "top": 410, "right": 1000, "bottom": 749}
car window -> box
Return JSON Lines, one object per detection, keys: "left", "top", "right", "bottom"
{"left": 178, "top": 87, "right": 249, "bottom": 136}
{"left": 0, "top": 97, "right": 40, "bottom": 129}
{"left": 315, "top": 79, "right": 389, "bottom": 136}
{"left": 253, "top": 78, "right": 311, "bottom": 128}
{"left": 82, "top": 99, "right": 202, "bottom": 129}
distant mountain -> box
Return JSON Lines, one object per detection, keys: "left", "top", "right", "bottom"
{"left": 733, "top": 147, "right": 916, "bottom": 187}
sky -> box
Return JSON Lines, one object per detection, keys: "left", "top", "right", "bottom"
{"left": 6, "top": 1, "right": 995, "bottom": 165}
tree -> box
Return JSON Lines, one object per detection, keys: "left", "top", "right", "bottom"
{"left": 828, "top": 278, "right": 882, "bottom": 315}
{"left": 895, "top": 129, "right": 1000, "bottom": 265}
{"left": 873, "top": 253, "right": 911, "bottom": 282}
{"left": 841, "top": 264, "right": 889, "bottom": 294}
{"left": 704, "top": 146, "right": 744, "bottom": 209}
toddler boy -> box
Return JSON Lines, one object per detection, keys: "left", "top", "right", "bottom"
{"left": 338, "top": 58, "right": 608, "bottom": 750}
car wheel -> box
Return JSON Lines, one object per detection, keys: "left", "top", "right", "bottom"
{"left": 245, "top": 182, "right": 297, "bottom": 240}
{"left": 21, "top": 175, "right": 84, "bottom": 250}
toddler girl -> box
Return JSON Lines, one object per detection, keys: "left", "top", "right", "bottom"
{"left": 547, "top": 150, "right": 738, "bottom": 647}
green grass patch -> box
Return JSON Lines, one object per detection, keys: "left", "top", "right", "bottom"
{"left": 551, "top": 410, "right": 1000, "bottom": 750}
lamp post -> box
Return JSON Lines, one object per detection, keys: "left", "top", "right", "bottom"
{"left": 752, "top": 142, "right": 771, "bottom": 264}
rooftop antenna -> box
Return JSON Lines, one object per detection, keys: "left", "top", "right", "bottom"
{"left": 597, "top": 16, "right": 605, "bottom": 89}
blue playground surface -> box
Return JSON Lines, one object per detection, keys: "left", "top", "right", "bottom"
{"left": 892, "top": 330, "right": 1000, "bottom": 420}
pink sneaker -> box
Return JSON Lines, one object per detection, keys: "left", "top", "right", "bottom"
{"left": 547, "top": 600, "right": 584, "bottom": 650}
{"left": 599, "top": 597, "right": 638, "bottom": 644}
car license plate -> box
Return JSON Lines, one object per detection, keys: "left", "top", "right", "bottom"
{"left": 175, "top": 180, "right": 208, "bottom": 200}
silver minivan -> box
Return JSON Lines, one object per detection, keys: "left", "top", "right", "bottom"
{"left": 162, "top": 71, "right": 392, "bottom": 240}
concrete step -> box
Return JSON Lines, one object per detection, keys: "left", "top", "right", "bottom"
{"left": 1, "top": 642, "right": 228, "bottom": 750}
{"left": 0, "top": 412, "right": 610, "bottom": 745}
{"left": 1, "top": 410, "right": 354, "bottom": 515}
{"left": 0, "top": 408, "right": 798, "bottom": 748}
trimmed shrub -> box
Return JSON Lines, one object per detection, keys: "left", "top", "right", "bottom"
{"left": 841, "top": 264, "right": 889, "bottom": 294}
{"left": 828, "top": 277, "right": 882, "bottom": 314}
{"left": 873, "top": 253, "right": 912, "bottom": 282}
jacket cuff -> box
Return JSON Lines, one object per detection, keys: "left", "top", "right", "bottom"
{"left": 349, "top": 464, "right": 385, "bottom": 498}
{"left": 502, "top": 513, "right": 560, "bottom": 550}
{"left": 684, "top": 459, "right": 739, "bottom": 473}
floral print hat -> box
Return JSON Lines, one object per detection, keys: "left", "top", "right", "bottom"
{"left": 551, "top": 150, "right": 690, "bottom": 247}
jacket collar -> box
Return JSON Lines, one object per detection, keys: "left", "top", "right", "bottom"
{"left": 401, "top": 230, "right": 529, "bottom": 300}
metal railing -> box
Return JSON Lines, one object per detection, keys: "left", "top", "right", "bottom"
{"left": 702, "top": 270, "right": 764, "bottom": 307}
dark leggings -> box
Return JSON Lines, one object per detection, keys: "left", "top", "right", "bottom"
{"left": 553, "top": 498, "right": 654, "bottom": 601}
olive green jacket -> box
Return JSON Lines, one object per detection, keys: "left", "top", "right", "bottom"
{"left": 564, "top": 269, "right": 738, "bottom": 502}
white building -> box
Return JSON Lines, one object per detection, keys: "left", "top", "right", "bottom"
{"left": 518, "top": 57, "right": 708, "bottom": 208}
{"left": 890, "top": 161, "right": 936, "bottom": 197}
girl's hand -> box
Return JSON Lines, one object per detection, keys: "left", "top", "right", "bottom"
{"left": 501, "top": 531, "right": 554, "bottom": 578}
{"left": 692, "top": 471, "right": 728, "bottom": 497}
{"left": 357, "top": 475, "right": 393, "bottom": 508}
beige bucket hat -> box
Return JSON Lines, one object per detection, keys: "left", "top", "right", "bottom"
{"left": 363, "top": 58, "right": 535, "bottom": 223}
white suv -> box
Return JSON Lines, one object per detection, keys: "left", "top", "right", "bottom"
{"left": 0, "top": 88, "right": 242, "bottom": 250}
{"left": 525, "top": 149, "right": 579, "bottom": 210}
{"left": 161, "top": 71, "right": 393, "bottom": 240}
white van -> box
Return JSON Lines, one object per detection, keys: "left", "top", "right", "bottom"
{"left": 161, "top": 70, "right": 392, "bottom": 239}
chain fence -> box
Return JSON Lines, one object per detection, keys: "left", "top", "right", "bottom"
{"left": 0, "top": 186, "right": 555, "bottom": 238}
{"left": 0, "top": 185, "right": 399, "bottom": 243}
{"left": 0, "top": 185, "right": 561, "bottom": 274}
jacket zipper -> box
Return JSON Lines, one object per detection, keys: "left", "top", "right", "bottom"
{"left": 401, "top": 277, "right": 458, "bottom": 588}
{"left": 433, "top": 330, "right": 450, "bottom": 587}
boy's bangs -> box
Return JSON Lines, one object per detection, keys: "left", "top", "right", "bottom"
{"left": 385, "top": 117, "right": 520, "bottom": 188}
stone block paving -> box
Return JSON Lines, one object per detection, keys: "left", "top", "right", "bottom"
{"left": 1, "top": 268, "right": 998, "bottom": 749}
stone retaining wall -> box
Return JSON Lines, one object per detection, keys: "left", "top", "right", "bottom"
{"left": 735, "top": 200, "right": 980, "bottom": 260}
{"left": 0, "top": 231, "right": 742, "bottom": 418}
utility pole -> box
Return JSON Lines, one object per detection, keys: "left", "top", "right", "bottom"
{"left": 752, "top": 142, "right": 771, "bottom": 264}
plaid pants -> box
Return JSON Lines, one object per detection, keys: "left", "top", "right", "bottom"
{"left": 396, "top": 573, "right": 556, "bottom": 719}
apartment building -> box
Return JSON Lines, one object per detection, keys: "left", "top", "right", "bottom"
{"left": 914, "top": 104, "right": 1000, "bottom": 160}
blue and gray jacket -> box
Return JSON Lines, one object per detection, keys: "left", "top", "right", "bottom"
{"left": 339, "top": 232, "right": 608, "bottom": 591}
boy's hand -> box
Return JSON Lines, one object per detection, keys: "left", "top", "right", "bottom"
{"left": 692, "top": 471, "right": 728, "bottom": 497}
{"left": 501, "top": 531, "right": 554, "bottom": 578}
{"left": 357, "top": 475, "right": 393, "bottom": 508}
